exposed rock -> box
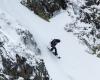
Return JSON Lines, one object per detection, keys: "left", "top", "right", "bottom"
{"left": 1, "top": 54, "right": 51, "bottom": 80}
{"left": 16, "top": 28, "right": 41, "bottom": 55}
{"left": 21, "top": 0, "right": 68, "bottom": 21}
{"left": 65, "top": 0, "right": 100, "bottom": 56}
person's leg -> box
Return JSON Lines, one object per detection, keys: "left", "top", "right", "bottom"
{"left": 50, "top": 47, "right": 54, "bottom": 51}
{"left": 50, "top": 45, "right": 58, "bottom": 56}
{"left": 54, "top": 47, "right": 58, "bottom": 56}
{"left": 50, "top": 44, "right": 54, "bottom": 51}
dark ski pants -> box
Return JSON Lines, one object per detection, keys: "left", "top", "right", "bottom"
{"left": 50, "top": 46, "right": 58, "bottom": 56}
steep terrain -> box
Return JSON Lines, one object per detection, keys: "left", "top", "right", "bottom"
{"left": 0, "top": 0, "right": 100, "bottom": 80}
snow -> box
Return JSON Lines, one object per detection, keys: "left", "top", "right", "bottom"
{"left": 0, "top": 0, "right": 100, "bottom": 80}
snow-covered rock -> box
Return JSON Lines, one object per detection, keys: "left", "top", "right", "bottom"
{"left": 0, "top": 0, "right": 100, "bottom": 80}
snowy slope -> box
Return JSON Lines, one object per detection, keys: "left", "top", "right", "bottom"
{"left": 0, "top": 0, "right": 100, "bottom": 80}
{"left": 0, "top": 7, "right": 39, "bottom": 66}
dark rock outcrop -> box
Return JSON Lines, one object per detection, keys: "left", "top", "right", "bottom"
{"left": 21, "top": 0, "right": 68, "bottom": 21}
{"left": 1, "top": 54, "right": 51, "bottom": 80}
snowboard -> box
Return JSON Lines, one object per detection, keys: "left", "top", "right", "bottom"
{"left": 47, "top": 47, "right": 61, "bottom": 59}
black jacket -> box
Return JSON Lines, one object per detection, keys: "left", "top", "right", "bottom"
{"left": 51, "top": 39, "right": 60, "bottom": 47}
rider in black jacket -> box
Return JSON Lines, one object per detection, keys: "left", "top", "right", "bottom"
{"left": 50, "top": 39, "right": 60, "bottom": 56}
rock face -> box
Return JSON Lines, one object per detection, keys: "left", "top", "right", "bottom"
{"left": 0, "top": 29, "right": 50, "bottom": 79}
{"left": 16, "top": 29, "right": 41, "bottom": 55}
{"left": 0, "top": 11, "right": 51, "bottom": 80}
{"left": 65, "top": 0, "right": 100, "bottom": 56}
{"left": 1, "top": 52, "right": 50, "bottom": 80}
{"left": 21, "top": 0, "right": 68, "bottom": 21}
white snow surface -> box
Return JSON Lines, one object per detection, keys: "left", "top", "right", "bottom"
{"left": 0, "top": 0, "right": 100, "bottom": 80}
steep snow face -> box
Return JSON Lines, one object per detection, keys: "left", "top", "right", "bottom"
{"left": 0, "top": 0, "right": 100, "bottom": 80}
{"left": 0, "top": 8, "right": 45, "bottom": 80}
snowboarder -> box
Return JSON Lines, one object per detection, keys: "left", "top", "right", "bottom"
{"left": 50, "top": 39, "right": 61, "bottom": 56}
